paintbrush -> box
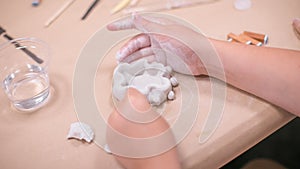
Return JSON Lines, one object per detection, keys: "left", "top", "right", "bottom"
{"left": 0, "top": 26, "right": 43, "bottom": 64}
{"left": 81, "top": 0, "right": 100, "bottom": 20}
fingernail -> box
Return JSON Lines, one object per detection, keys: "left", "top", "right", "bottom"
{"left": 106, "top": 24, "right": 113, "bottom": 30}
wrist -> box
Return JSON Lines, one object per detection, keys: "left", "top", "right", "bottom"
{"left": 196, "top": 38, "right": 227, "bottom": 80}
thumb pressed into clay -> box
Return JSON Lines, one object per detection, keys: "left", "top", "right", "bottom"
{"left": 126, "top": 87, "right": 151, "bottom": 113}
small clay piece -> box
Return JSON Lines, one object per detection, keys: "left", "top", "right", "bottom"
{"left": 167, "top": 91, "right": 175, "bottom": 100}
{"left": 170, "top": 76, "right": 179, "bottom": 87}
{"left": 67, "top": 122, "right": 94, "bottom": 143}
{"left": 104, "top": 144, "right": 112, "bottom": 154}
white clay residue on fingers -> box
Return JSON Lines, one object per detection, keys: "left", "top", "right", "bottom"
{"left": 112, "top": 59, "right": 178, "bottom": 106}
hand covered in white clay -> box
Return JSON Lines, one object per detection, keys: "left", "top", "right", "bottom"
{"left": 107, "top": 13, "right": 211, "bottom": 75}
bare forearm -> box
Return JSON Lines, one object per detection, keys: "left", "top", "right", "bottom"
{"left": 210, "top": 39, "right": 300, "bottom": 116}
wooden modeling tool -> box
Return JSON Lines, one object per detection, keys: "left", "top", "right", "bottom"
{"left": 243, "top": 31, "right": 268, "bottom": 44}
{"left": 227, "top": 32, "right": 251, "bottom": 45}
{"left": 45, "top": 0, "right": 76, "bottom": 27}
{"left": 239, "top": 34, "right": 263, "bottom": 46}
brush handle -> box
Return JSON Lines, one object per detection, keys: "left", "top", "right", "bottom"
{"left": 81, "top": 0, "right": 100, "bottom": 20}
{"left": 0, "top": 27, "right": 6, "bottom": 35}
{"left": 3, "top": 34, "right": 44, "bottom": 64}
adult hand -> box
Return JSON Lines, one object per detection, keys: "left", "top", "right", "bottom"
{"left": 107, "top": 88, "right": 181, "bottom": 169}
{"left": 107, "top": 14, "right": 210, "bottom": 75}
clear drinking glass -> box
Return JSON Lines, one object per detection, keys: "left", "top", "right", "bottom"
{"left": 0, "top": 37, "right": 51, "bottom": 111}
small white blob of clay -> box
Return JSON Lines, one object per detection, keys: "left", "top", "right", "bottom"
{"left": 170, "top": 77, "right": 179, "bottom": 87}
{"left": 67, "top": 122, "right": 94, "bottom": 143}
{"left": 234, "top": 0, "right": 252, "bottom": 10}
{"left": 104, "top": 144, "right": 112, "bottom": 154}
{"left": 167, "top": 91, "right": 175, "bottom": 100}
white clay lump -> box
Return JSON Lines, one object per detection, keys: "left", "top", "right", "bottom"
{"left": 170, "top": 76, "right": 179, "bottom": 87}
{"left": 104, "top": 144, "right": 112, "bottom": 154}
{"left": 67, "top": 122, "right": 94, "bottom": 143}
{"left": 167, "top": 91, "right": 175, "bottom": 100}
{"left": 112, "top": 59, "right": 178, "bottom": 106}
